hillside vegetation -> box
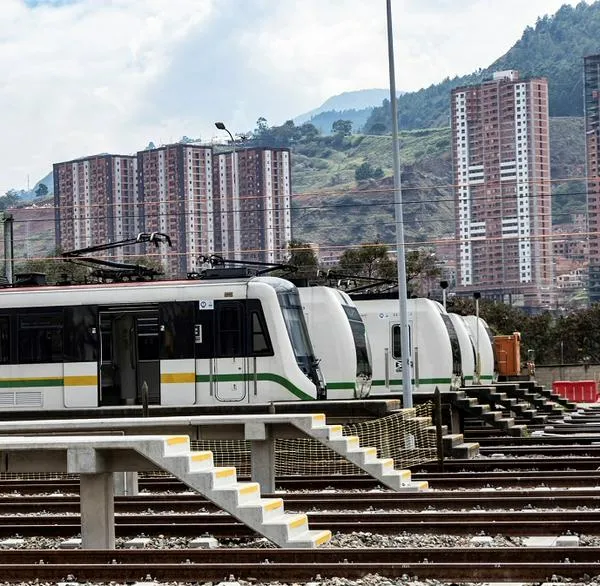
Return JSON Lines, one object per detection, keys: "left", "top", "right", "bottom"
{"left": 364, "top": 1, "right": 600, "bottom": 132}
{"left": 289, "top": 117, "right": 584, "bottom": 249}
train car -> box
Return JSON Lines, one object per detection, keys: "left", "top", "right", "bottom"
{"left": 0, "top": 275, "right": 326, "bottom": 410}
{"left": 448, "top": 312, "right": 476, "bottom": 386}
{"left": 461, "top": 315, "right": 495, "bottom": 384}
{"left": 353, "top": 297, "right": 462, "bottom": 395}
{"left": 299, "top": 286, "right": 372, "bottom": 399}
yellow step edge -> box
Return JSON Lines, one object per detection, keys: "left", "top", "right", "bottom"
{"left": 312, "top": 413, "right": 326, "bottom": 423}
{"left": 346, "top": 436, "right": 359, "bottom": 445}
{"left": 239, "top": 483, "right": 260, "bottom": 495}
{"left": 288, "top": 514, "right": 308, "bottom": 529}
{"left": 315, "top": 530, "right": 332, "bottom": 546}
{"left": 215, "top": 467, "right": 236, "bottom": 478}
{"left": 191, "top": 451, "right": 213, "bottom": 462}
{"left": 398, "top": 469, "right": 412, "bottom": 480}
{"left": 365, "top": 447, "right": 377, "bottom": 457}
{"left": 167, "top": 436, "right": 189, "bottom": 446}
{"left": 263, "top": 498, "right": 284, "bottom": 512}
{"left": 329, "top": 425, "right": 343, "bottom": 433}
{"left": 415, "top": 481, "right": 429, "bottom": 490}
{"left": 381, "top": 458, "right": 394, "bottom": 468}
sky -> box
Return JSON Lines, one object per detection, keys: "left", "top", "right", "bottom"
{"left": 1, "top": 0, "right": 579, "bottom": 193}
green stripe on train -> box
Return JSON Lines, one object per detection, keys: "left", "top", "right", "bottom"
{"left": 0, "top": 378, "right": 63, "bottom": 388}
{"left": 371, "top": 378, "right": 453, "bottom": 387}
{"left": 196, "top": 372, "right": 316, "bottom": 401}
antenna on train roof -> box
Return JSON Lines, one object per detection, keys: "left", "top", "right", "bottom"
{"left": 61, "top": 232, "right": 172, "bottom": 283}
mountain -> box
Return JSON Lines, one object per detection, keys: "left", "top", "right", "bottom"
{"left": 295, "top": 89, "right": 398, "bottom": 124}
{"left": 293, "top": 89, "right": 404, "bottom": 134}
{"left": 364, "top": 1, "right": 600, "bottom": 132}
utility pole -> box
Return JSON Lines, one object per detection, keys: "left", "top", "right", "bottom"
{"left": 386, "top": 0, "right": 413, "bottom": 407}
{"left": 3, "top": 213, "right": 14, "bottom": 284}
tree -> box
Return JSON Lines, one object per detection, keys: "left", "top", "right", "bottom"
{"left": 34, "top": 183, "right": 48, "bottom": 198}
{"left": 355, "top": 162, "right": 373, "bottom": 181}
{"left": 405, "top": 249, "right": 441, "bottom": 296}
{"left": 17, "top": 249, "right": 90, "bottom": 285}
{"left": 338, "top": 243, "right": 396, "bottom": 279}
{"left": 0, "top": 190, "right": 20, "bottom": 211}
{"left": 331, "top": 119, "right": 352, "bottom": 136}
{"left": 287, "top": 240, "right": 318, "bottom": 272}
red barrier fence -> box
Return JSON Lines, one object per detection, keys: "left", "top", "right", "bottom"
{"left": 552, "top": 380, "right": 599, "bottom": 403}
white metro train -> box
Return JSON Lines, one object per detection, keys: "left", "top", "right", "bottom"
{"left": 298, "top": 286, "right": 372, "bottom": 399}
{"left": 0, "top": 275, "right": 329, "bottom": 410}
{"left": 461, "top": 314, "right": 495, "bottom": 385}
{"left": 353, "top": 297, "right": 464, "bottom": 395}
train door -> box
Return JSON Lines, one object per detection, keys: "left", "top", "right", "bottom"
{"left": 194, "top": 299, "right": 250, "bottom": 403}
{"left": 98, "top": 307, "right": 160, "bottom": 406}
{"left": 390, "top": 320, "right": 413, "bottom": 389}
{"left": 213, "top": 301, "right": 248, "bottom": 402}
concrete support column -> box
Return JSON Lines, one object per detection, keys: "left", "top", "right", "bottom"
{"left": 113, "top": 471, "right": 139, "bottom": 496}
{"left": 80, "top": 473, "right": 115, "bottom": 549}
{"left": 67, "top": 447, "right": 115, "bottom": 550}
{"left": 245, "top": 422, "right": 275, "bottom": 493}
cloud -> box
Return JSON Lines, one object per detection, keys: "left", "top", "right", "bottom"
{"left": 0, "top": 0, "right": 578, "bottom": 193}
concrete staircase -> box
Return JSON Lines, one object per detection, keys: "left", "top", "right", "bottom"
{"left": 466, "top": 386, "right": 549, "bottom": 425}
{"left": 425, "top": 424, "right": 480, "bottom": 459}
{"left": 135, "top": 435, "right": 331, "bottom": 548}
{"left": 294, "top": 414, "right": 429, "bottom": 492}
{"left": 453, "top": 389, "right": 528, "bottom": 437}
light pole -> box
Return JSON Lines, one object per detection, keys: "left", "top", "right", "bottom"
{"left": 215, "top": 122, "right": 240, "bottom": 255}
{"left": 386, "top": 0, "right": 412, "bottom": 407}
{"left": 440, "top": 280, "right": 449, "bottom": 311}
{"left": 474, "top": 291, "right": 481, "bottom": 385}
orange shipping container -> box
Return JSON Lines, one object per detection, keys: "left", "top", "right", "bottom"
{"left": 493, "top": 333, "right": 521, "bottom": 377}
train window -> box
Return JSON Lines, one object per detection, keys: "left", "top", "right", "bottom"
{"left": 250, "top": 312, "right": 269, "bottom": 354}
{"left": 246, "top": 299, "right": 272, "bottom": 356}
{"left": 137, "top": 315, "right": 159, "bottom": 361}
{"left": 159, "top": 302, "right": 195, "bottom": 360}
{"left": 0, "top": 316, "right": 9, "bottom": 364}
{"left": 392, "top": 324, "right": 412, "bottom": 360}
{"left": 18, "top": 312, "right": 63, "bottom": 364}
{"left": 216, "top": 303, "right": 244, "bottom": 357}
{"left": 64, "top": 306, "right": 97, "bottom": 362}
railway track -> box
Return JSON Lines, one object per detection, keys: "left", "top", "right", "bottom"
{"left": 0, "top": 548, "right": 598, "bottom": 582}
{"left": 0, "top": 489, "right": 599, "bottom": 513}
{"left": 1, "top": 510, "right": 599, "bottom": 537}
{"left": 2, "top": 466, "right": 600, "bottom": 493}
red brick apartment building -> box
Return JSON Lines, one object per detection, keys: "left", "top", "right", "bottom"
{"left": 451, "top": 70, "right": 554, "bottom": 308}
{"left": 584, "top": 54, "right": 600, "bottom": 304}
{"left": 54, "top": 146, "right": 292, "bottom": 277}
{"left": 53, "top": 154, "right": 138, "bottom": 263}
{"left": 213, "top": 147, "right": 292, "bottom": 264}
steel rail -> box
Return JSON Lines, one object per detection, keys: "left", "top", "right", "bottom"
{"left": 0, "top": 548, "right": 599, "bottom": 582}
{"left": 0, "top": 490, "right": 599, "bottom": 513}
{"left": 1, "top": 511, "right": 599, "bottom": 537}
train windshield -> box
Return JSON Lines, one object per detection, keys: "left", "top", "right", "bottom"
{"left": 440, "top": 314, "right": 462, "bottom": 378}
{"left": 276, "top": 286, "right": 326, "bottom": 397}
{"left": 342, "top": 305, "right": 372, "bottom": 379}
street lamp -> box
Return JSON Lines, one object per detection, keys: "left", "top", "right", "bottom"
{"left": 440, "top": 280, "right": 449, "bottom": 311}
{"left": 386, "top": 0, "right": 412, "bottom": 407}
{"left": 473, "top": 291, "right": 481, "bottom": 384}
{"left": 214, "top": 121, "right": 240, "bottom": 255}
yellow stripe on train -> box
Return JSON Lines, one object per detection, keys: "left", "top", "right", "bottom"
{"left": 64, "top": 376, "right": 98, "bottom": 386}
{"left": 161, "top": 373, "right": 196, "bottom": 384}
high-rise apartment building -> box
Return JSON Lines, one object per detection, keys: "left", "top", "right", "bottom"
{"left": 137, "top": 144, "right": 213, "bottom": 277}
{"left": 54, "top": 154, "right": 138, "bottom": 262}
{"left": 451, "top": 70, "right": 553, "bottom": 308}
{"left": 213, "top": 147, "right": 292, "bottom": 263}
{"left": 584, "top": 55, "right": 600, "bottom": 303}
